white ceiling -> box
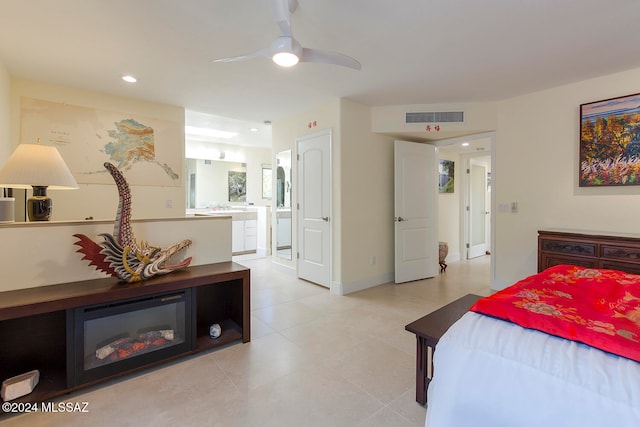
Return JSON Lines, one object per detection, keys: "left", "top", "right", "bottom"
{"left": 2, "top": 0, "right": 640, "bottom": 150}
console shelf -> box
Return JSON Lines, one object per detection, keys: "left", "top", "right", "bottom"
{"left": 0, "top": 262, "right": 250, "bottom": 411}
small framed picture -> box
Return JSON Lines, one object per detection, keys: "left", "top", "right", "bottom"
{"left": 439, "top": 159, "right": 454, "bottom": 193}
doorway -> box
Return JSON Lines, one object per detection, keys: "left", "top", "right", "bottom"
{"left": 467, "top": 157, "right": 490, "bottom": 259}
{"left": 436, "top": 132, "right": 495, "bottom": 284}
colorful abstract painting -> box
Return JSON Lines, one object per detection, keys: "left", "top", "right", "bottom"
{"left": 580, "top": 93, "right": 640, "bottom": 187}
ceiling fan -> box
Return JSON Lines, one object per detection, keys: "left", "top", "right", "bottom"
{"left": 212, "top": 0, "right": 361, "bottom": 70}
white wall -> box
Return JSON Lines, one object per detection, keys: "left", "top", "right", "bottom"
{"left": 493, "top": 66, "right": 640, "bottom": 289}
{"left": 371, "top": 102, "right": 498, "bottom": 141}
{"left": 339, "top": 99, "right": 395, "bottom": 292}
{"left": 0, "top": 216, "right": 232, "bottom": 291}
{"left": 8, "top": 79, "right": 186, "bottom": 221}
{"left": 0, "top": 60, "right": 9, "bottom": 165}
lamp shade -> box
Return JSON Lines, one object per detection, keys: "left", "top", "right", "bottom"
{"left": 0, "top": 143, "right": 78, "bottom": 189}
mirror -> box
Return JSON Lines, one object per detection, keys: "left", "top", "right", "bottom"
{"left": 275, "top": 150, "right": 292, "bottom": 259}
{"left": 185, "top": 158, "right": 246, "bottom": 210}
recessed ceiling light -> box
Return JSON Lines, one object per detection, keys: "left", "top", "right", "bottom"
{"left": 249, "top": 128, "right": 258, "bottom": 132}
{"left": 122, "top": 75, "right": 137, "bottom": 83}
{"left": 462, "top": 142, "right": 470, "bottom": 147}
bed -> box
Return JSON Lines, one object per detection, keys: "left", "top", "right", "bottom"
{"left": 425, "top": 232, "right": 640, "bottom": 426}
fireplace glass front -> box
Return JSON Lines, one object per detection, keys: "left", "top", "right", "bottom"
{"left": 69, "top": 290, "right": 192, "bottom": 386}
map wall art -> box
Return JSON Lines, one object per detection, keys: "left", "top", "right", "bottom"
{"left": 20, "top": 97, "right": 182, "bottom": 186}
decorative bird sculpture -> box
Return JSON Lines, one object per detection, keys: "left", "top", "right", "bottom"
{"left": 74, "top": 162, "right": 192, "bottom": 283}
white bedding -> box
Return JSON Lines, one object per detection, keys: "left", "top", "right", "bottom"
{"left": 425, "top": 312, "right": 640, "bottom": 426}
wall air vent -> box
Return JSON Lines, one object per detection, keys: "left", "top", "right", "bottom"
{"left": 405, "top": 111, "right": 465, "bottom": 124}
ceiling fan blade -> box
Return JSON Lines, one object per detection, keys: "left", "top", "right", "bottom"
{"left": 211, "top": 46, "right": 270, "bottom": 63}
{"left": 269, "top": 0, "right": 298, "bottom": 36}
{"left": 301, "top": 48, "right": 361, "bottom": 70}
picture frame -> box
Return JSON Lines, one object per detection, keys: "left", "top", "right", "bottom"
{"left": 228, "top": 171, "right": 246, "bottom": 202}
{"left": 439, "top": 159, "right": 455, "bottom": 193}
{"left": 262, "top": 165, "right": 272, "bottom": 200}
{"left": 580, "top": 92, "right": 640, "bottom": 187}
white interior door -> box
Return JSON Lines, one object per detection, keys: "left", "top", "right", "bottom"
{"left": 468, "top": 158, "right": 488, "bottom": 259}
{"left": 297, "top": 130, "right": 331, "bottom": 288}
{"left": 394, "top": 140, "right": 438, "bottom": 283}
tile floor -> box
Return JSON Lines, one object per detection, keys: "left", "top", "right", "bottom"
{"left": 1, "top": 256, "right": 490, "bottom": 427}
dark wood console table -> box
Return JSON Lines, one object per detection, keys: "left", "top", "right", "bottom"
{"left": 0, "top": 262, "right": 250, "bottom": 408}
{"left": 538, "top": 229, "right": 640, "bottom": 274}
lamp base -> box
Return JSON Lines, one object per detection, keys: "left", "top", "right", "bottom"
{"left": 28, "top": 186, "right": 51, "bottom": 221}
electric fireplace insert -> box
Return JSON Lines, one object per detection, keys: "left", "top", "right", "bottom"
{"left": 67, "top": 289, "right": 192, "bottom": 387}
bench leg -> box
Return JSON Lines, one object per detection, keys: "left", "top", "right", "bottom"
{"left": 415, "top": 337, "right": 428, "bottom": 405}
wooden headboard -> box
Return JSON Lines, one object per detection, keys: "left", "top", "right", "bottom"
{"left": 538, "top": 229, "right": 640, "bottom": 274}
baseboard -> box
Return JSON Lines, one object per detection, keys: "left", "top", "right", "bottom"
{"left": 331, "top": 272, "right": 394, "bottom": 295}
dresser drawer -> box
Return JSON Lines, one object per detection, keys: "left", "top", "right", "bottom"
{"left": 540, "top": 253, "right": 598, "bottom": 271}
{"left": 601, "top": 245, "right": 640, "bottom": 262}
{"left": 599, "top": 260, "right": 640, "bottom": 275}
{"left": 540, "top": 239, "right": 596, "bottom": 257}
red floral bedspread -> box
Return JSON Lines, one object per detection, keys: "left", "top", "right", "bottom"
{"left": 470, "top": 264, "right": 640, "bottom": 362}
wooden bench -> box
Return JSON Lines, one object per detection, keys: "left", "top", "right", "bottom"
{"left": 405, "top": 294, "right": 482, "bottom": 405}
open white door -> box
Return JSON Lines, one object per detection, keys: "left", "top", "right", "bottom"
{"left": 297, "top": 130, "right": 331, "bottom": 288}
{"left": 468, "top": 158, "right": 488, "bottom": 259}
{"left": 394, "top": 140, "right": 438, "bottom": 283}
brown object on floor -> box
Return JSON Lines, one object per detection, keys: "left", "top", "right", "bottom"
{"left": 438, "top": 242, "right": 448, "bottom": 273}
{"left": 439, "top": 261, "right": 447, "bottom": 273}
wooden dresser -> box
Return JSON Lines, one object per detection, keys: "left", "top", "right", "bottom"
{"left": 538, "top": 229, "right": 640, "bottom": 274}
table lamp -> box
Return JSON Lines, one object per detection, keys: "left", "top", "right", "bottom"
{"left": 0, "top": 139, "right": 78, "bottom": 221}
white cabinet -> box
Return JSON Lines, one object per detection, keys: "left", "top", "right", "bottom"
{"left": 232, "top": 220, "right": 245, "bottom": 253}
{"left": 244, "top": 219, "right": 257, "bottom": 251}
{"left": 232, "top": 219, "right": 258, "bottom": 254}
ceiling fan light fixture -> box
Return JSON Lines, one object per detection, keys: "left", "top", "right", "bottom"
{"left": 211, "top": 1, "right": 360, "bottom": 70}
{"left": 270, "top": 35, "right": 302, "bottom": 67}
{"left": 273, "top": 51, "right": 299, "bottom": 67}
